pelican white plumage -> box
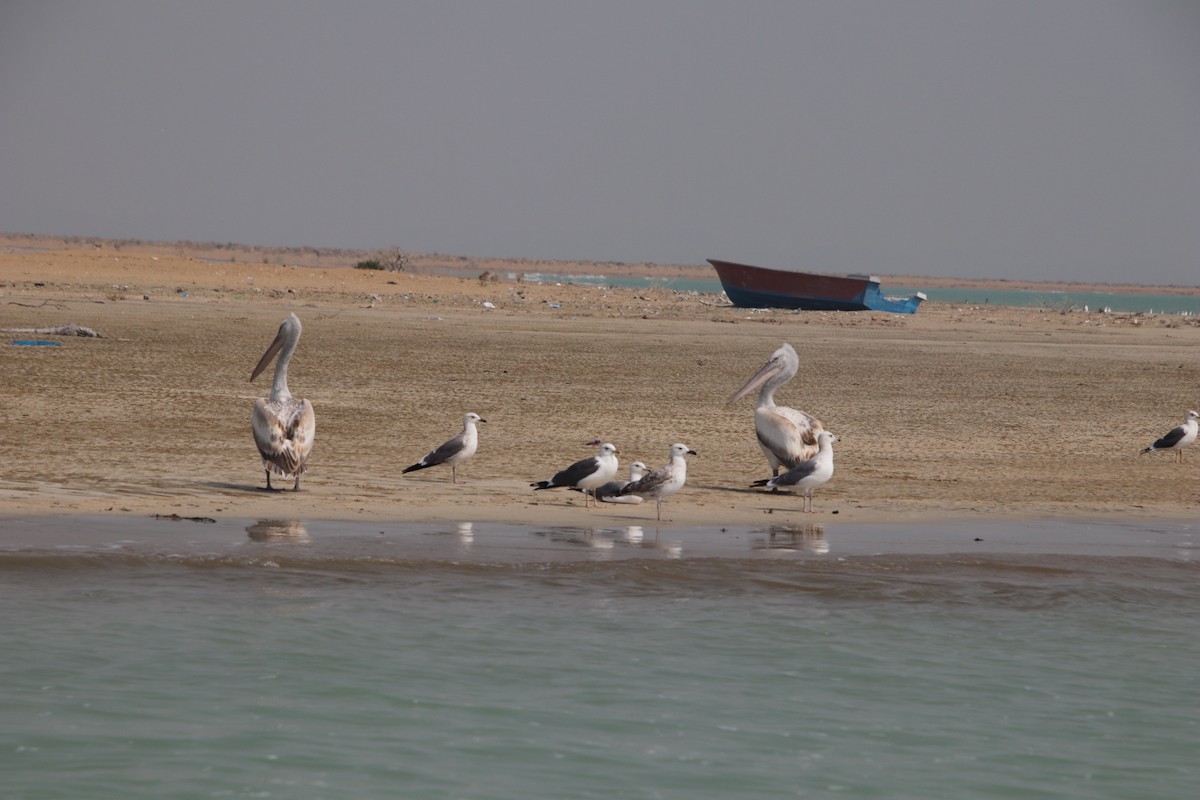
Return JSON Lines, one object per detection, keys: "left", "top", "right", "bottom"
{"left": 250, "top": 313, "right": 316, "bottom": 491}
{"left": 1140, "top": 410, "right": 1199, "bottom": 463}
{"left": 531, "top": 442, "right": 619, "bottom": 507}
{"left": 618, "top": 443, "right": 697, "bottom": 521}
{"left": 753, "top": 431, "right": 837, "bottom": 513}
{"left": 730, "top": 343, "right": 824, "bottom": 475}
{"left": 402, "top": 412, "right": 486, "bottom": 483}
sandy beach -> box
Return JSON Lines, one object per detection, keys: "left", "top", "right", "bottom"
{"left": 2, "top": 243, "right": 1198, "bottom": 526}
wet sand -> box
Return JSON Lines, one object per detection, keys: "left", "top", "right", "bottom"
{"left": 2, "top": 515, "right": 1196, "bottom": 566}
{"left": 2, "top": 247, "right": 1199, "bottom": 527}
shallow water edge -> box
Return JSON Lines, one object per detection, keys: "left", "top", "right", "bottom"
{"left": 2, "top": 514, "right": 1196, "bottom": 568}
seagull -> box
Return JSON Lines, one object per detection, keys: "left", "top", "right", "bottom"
{"left": 618, "top": 443, "right": 697, "bottom": 521}
{"left": 730, "top": 343, "right": 824, "bottom": 475}
{"left": 531, "top": 442, "right": 619, "bottom": 507}
{"left": 250, "top": 313, "right": 316, "bottom": 491}
{"left": 753, "top": 431, "right": 837, "bottom": 513}
{"left": 1140, "top": 410, "right": 1199, "bottom": 463}
{"left": 402, "top": 412, "right": 486, "bottom": 483}
{"left": 584, "top": 460, "right": 649, "bottom": 504}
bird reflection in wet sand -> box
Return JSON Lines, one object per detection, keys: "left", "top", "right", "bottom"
{"left": 246, "top": 519, "right": 311, "bottom": 542}
{"left": 753, "top": 523, "right": 829, "bottom": 554}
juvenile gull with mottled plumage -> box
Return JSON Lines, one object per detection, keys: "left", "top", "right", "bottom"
{"left": 618, "top": 443, "right": 696, "bottom": 520}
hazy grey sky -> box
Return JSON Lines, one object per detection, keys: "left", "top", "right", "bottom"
{"left": 2, "top": 1, "right": 1198, "bottom": 283}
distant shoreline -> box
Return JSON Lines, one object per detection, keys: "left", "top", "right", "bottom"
{"left": 2, "top": 231, "right": 1196, "bottom": 297}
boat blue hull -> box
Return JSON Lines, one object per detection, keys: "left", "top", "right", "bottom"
{"left": 708, "top": 259, "right": 924, "bottom": 314}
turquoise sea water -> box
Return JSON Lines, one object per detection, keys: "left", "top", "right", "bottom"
{"left": 522, "top": 273, "right": 1200, "bottom": 315}
{"left": 3, "top": 517, "right": 1198, "bottom": 799}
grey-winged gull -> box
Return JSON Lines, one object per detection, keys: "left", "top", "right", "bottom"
{"left": 752, "top": 430, "right": 836, "bottom": 513}
{"left": 585, "top": 460, "right": 649, "bottom": 504}
{"left": 1140, "top": 410, "right": 1198, "bottom": 463}
{"left": 531, "top": 442, "right": 620, "bottom": 507}
{"left": 403, "top": 412, "right": 486, "bottom": 483}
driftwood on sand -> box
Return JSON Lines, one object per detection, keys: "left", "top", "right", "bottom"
{"left": 0, "top": 323, "right": 102, "bottom": 338}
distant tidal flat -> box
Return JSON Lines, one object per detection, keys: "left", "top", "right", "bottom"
{"left": 521, "top": 272, "right": 1200, "bottom": 314}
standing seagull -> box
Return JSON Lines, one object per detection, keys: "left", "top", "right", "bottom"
{"left": 1140, "top": 410, "right": 1199, "bottom": 463}
{"left": 531, "top": 442, "right": 620, "bottom": 507}
{"left": 250, "top": 313, "right": 316, "bottom": 491}
{"left": 753, "top": 431, "right": 837, "bottom": 513}
{"left": 730, "top": 343, "right": 824, "bottom": 475}
{"left": 618, "top": 443, "right": 697, "bottom": 521}
{"left": 402, "top": 412, "right": 486, "bottom": 483}
{"left": 588, "top": 461, "right": 650, "bottom": 504}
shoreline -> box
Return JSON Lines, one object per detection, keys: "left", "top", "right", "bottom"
{"left": 3, "top": 246, "right": 1199, "bottom": 528}
{"left": 3, "top": 514, "right": 1196, "bottom": 564}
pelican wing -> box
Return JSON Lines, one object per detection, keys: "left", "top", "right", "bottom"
{"left": 756, "top": 407, "right": 822, "bottom": 468}
{"left": 253, "top": 398, "right": 315, "bottom": 477}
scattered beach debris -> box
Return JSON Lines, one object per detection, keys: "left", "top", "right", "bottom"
{"left": 11, "top": 340, "right": 63, "bottom": 347}
{"left": 1, "top": 323, "right": 102, "bottom": 337}
{"left": 151, "top": 513, "right": 218, "bottom": 524}
{"left": 7, "top": 298, "right": 66, "bottom": 309}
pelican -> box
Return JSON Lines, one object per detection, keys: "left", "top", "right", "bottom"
{"left": 618, "top": 443, "right": 697, "bottom": 521}
{"left": 402, "top": 412, "right": 486, "bottom": 483}
{"left": 1140, "top": 410, "right": 1198, "bottom": 463}
{"left": 753, "top": 431, "right": 837, "bottom": 513}
{"left": 730, "top": 342, "right": 824, "bottom": 475}
{"left": 250, "top": 313, "right": 315, "bottom": 491}
{"left": 586, "top": 460, "right": 649, "bottom": 504}
{"left": 531, "top": 442, "right": 619, "bottom": 508}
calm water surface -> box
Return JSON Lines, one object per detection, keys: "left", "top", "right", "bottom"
{"left": 2, "top": 517, "right": 1197, "bottom": 799}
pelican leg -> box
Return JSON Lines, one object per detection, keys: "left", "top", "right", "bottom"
{"left": 293, "top": 475, "right": 301, "bottom": 491}
{"left": 265, "top": 470, "right": 273, "bottom": 491}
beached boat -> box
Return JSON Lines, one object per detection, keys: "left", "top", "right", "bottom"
{"left": 708, "top": 259, "right": 926, "bottom": 314}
